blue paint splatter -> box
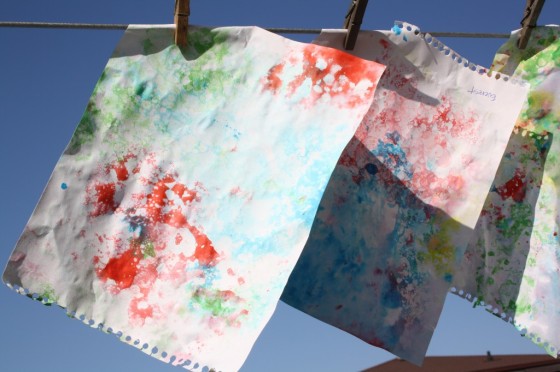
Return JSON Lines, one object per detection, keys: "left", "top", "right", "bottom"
{"left": 381, "top": 275, "right": 403, "bottom": 309}
{"left": 365, "top": 163, "right": 378, "bottom": 175}
{"left": 372, "top": 132, "right": 414, "bottom": 181}
{"left": 392, "top": 25, "right": 402, "bottom": 35}
{"left": 403, "top": 35, "right": 408, "bottom": 42}
{"left": 61, "top": 183, "right": 68, "bottom": 190}
{"left": 125, "top": 215, "right": 147, "bottom": 236}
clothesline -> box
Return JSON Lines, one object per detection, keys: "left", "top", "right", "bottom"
{"left": 0, "top": 21, "right": 511, "bottom": 38}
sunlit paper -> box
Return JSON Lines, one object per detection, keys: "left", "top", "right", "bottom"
{"left": 454, "top": 25, "right": 560, "bottom": 358}
{"left": 2, "top": 25, "right": 385, "bottom": 371}
{"left": 281, "top": 22, "right": 528, "bottom": 364}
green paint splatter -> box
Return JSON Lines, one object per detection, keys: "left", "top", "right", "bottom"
{"left": 473, "top": 296, "right": 484, "bottom": 308}
{"left": 417, "top": 218, "right": 460, "bottom": 276}
{"left": 40, "top": 285, "right": 58, "bottom": 305}
{"left": 496, "top": 203, "right": 533, "bottom": 245}
{"left": 183, "top": 60, "right": 230, "bottom": 96}
{"left": 520, "top": 90, "right": 558, "bottom": 131}
{"left": 143, "top": 38, "right": 155, "bottom": 54}
{"left": 192, "top": 288, "right": 238, "bottom": 318}
{"left": 66, "top": 101, "right": 100, "bottom": 155}
{"left": 181, "top": 29, "right": 236, "bottom": 97}
{"left": 25, "top": 285, "right": 58, "bottom": 306}
{"left": 516, "top": 297, "right": 532, "bottom": 315}
{"left": 190, "top": 28, "right": 218, "bottom": 55}
{"left": 65, "top": 70, "right": 112, "bottom": 154}
{"left": 143, "top": 241, "right": 156, "bottom": 258}
{"left": 502, "top": 299, "right": 517, "bottom": 313}
{"left": 517, "top": 43, "right": 560, "bottom": 102}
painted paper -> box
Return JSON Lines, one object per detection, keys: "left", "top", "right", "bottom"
{"left": 453, "top": 26, "right": 560, "bottom": 357}
{"left": 2, "top": 25, "right": 385, "bottom": 371}
{"left": 281, "top": 22, "right": 528, "bottom": 364}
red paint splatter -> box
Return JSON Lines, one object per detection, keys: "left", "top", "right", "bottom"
{"left": 137, "top": 174, "right": 219, "bottom": 267}
{"left": 390, "top": 73, "right": 412, "bottom": 90}
{"left": 86, "top": 152, "right": 235, "bottom": 323}
{"left": 405, "top": 234, "right": 414, "bottom": 245}
{"left": 189, "top": 226, "right": 219, "bottom": 267}
{"left": 219, "top": 290, "right": 236, "bottom": 299}
{"left": 494, "top": 169, "right": 527, "bottom": 202}
{"left": 355, "top": 90, "right": 478, "bottom": 204}
{"left": 264, "top": 63, "right": 284, "bottom": 92}
{"left": 489, "top": 205, "right": 507, "bottom": 222}
{"left": 105, "top": 153, "right": 136, "bottom": 181}
{"left": 227, "top": 268, "right": 235, "bottom": 276}
{"left": 262, "top": 45, "right": 382, "bottom": 106}
{"left": 175, "top": 233, "right": 183, "bottom": 245}
{"left": 137, "top": 175, "right": 201, "bottom": 232}
{"left": 446, "top": 175, "right": 465, "bottom": 194}
{"left": 164, "top": 208, "right": 188, "bottom": 228}
{"left": 128, "top": 263, "right": 158, "bottom": 325}
{"left": 410, "top": 96, "right": 476, "bottom": 138}
{"left": 89, "top": 183, "right": 118, "bottom": 217}
{"left": 96, "top": 245, "right": 142, "bottom": 290}
{"left": 145, "top": 179, "right": 170, "bottom": 224}
{"left": 158, "top": 253, "right": 189, "bottom": 282}
{"left": 338, "top": 147, "right": 359, "bottom": 168}
{"left": 238, "top": 277, "right": 245, "bottom": 285}
{"left": 112, "top": 164, "right": 129, "bottom": 181}
{"left": 171, "top": 183, "right": 197, "bottom": 203}
{"left": 129, "top": 297, "right": 153, "bottom": 323}
{"left": 368, "top": 337, "right": 387, "bottom": 348}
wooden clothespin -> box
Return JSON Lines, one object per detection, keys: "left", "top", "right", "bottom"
{"left": 343, "top": 0, "right": 369, "bottom": 50}
{"left": 518, "top": 0, "right": 546, "bottom": 49}
{"left": 174, "top": 0, "right": 190, "bottom": 47}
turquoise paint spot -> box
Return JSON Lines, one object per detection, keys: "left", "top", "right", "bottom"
{"left": 403, "top": 35, "right": 408, "bottom": 42}
{"left": 392, "top": 25, "right": 402, "bottom": 35}
{"left": 61, "top": 183, "right": 68, "bottom": 190}
{"left": 136, "top": 82, "right": 154, "bottom": 100}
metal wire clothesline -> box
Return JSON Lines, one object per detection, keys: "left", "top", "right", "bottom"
{"left": 0, "top": 21, "right": 511, "bottom": 38}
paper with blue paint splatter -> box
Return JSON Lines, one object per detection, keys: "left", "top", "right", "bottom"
{"left": 2, "top": 25, "right": 385, "bottom": 371}
{"left": 281, "top": 22, "right": 528, "bottom": 364}
{"left": 454, "top": 25, "right": 560, "bottom": 358}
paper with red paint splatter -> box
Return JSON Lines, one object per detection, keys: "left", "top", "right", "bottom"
{"left": 453, "top": 25, "right": 560, "bottom": 358}
{"left": 281, "top": 21, "right": 528, "bottom": 364}
{"left": 2, "top": 25, "right": 384, "bottom": 371}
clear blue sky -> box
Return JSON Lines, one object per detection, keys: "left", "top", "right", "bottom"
{"left": 1, "top": 1, "right": 559, "bottom": 371}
